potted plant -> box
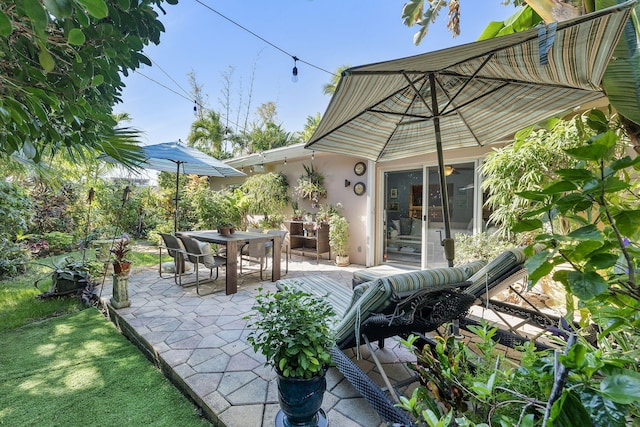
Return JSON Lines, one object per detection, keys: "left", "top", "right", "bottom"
{"left": 110, "top": 233, "right": 132, "bottom": 276}
{"left": 328, "top": 211, "right": 350, "bottom": 266}
{"left": 217, "top": 222, "right": 235, "bottom": 235}
{"left": 245, "top": 285, "right": 335, "bottom": 426}
{"left": 41, "top": 256, "right": 103, "bottom": 295}
{"left": 295, "top": 164, "right": 327, "bottom": 208}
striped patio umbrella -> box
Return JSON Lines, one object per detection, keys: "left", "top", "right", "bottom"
{"left": 306, "top": 1, "right": 634, "bottom": 265}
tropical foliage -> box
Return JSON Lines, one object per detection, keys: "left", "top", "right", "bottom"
{"left": 0, "top": 0, "right": 177, "bottom": 167}
{"left": 238, "top": 172, "right": 289, "bottom": 227}
{"left": 481, "top": 118, "right": 590, "bottom": 237}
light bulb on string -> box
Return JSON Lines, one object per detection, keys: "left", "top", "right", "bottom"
{"left": 292, "top": 56, "right": 299, "bottom": 83}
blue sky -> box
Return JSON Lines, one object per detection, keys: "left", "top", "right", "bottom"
{"left": 115, "top": 1, "right": 518, "bottom": 146}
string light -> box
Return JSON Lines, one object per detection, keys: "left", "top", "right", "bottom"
{"left": 292, "top": 56, "right": 299, "bottom": 83}
{"left": 311, "top": 151, "right": 315, "bottom": 160}
{"left": 284, "top": 157, "right": 287, "bottom": 165}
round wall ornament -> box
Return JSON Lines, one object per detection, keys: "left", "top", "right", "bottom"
{"left": 354, "top": 161, "right": 366, "bottom": 176}
{"left": 354, "top": 182, "right": 366, "bottom": 196}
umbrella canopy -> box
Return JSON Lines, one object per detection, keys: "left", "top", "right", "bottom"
{"left": 306, "top": 1, "right": 633, "bottom": 265}
{"left": 101, "top": 141, "right": 245, "bottom": 232}
{"left": 141, "top": 141, "right": 245, "bottom": 177}
{"left": 140, "top": 141, "right": 245, "bottom": 232}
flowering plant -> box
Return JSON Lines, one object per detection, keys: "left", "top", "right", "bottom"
{"left": 110, "top": 233, "right": 131, "bottom": 264}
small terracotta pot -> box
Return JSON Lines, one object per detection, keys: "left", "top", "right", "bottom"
{"left": 113, "top": 261, "right": 132, "bottom": 276}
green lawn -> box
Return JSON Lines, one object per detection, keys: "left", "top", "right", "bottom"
{"left": 0, "top": 309, "right": 209, "bottom": 426}
{"left": 0, "top": 247, "right": 210, "bottom": 426}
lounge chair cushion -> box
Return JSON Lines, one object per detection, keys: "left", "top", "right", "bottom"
{"left": 465, "top": 247, "right": 528, "bottom": 297}
{"left": 278, "top": 261, "right": 488, "bottom": 345}
{"left": 352, "top": 260, "right": 486, "bottom": 288}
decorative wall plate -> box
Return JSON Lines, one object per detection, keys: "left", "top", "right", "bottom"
{"left": 354, "top": 161, "right": 366, "bottom": 176}
{"left": 354, "top": 182, "right": 366, "bottom": 196}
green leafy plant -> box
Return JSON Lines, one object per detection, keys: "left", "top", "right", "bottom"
{"left": 239, "top": 172, "right": 289, "bottom": 225}
{"left": 245, "top": 285, "right": 335, "bottom": 379}
{"left": 110, "top": 234, "right": 131, "bottom": 264}
{"left": 328, "top": 206, "right": 349, "bottom": 257}
{"left": 44, "top": 231, "right": 74, "bottom": 253}
{"left": 295, "top": 164, "right": 327, "bottom": 208}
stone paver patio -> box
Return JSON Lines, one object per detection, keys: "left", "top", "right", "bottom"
{"left": 101, "top": 255, "right": 419, "bottom": 427}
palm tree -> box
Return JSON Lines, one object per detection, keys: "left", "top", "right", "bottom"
{"left": 300, "top": 113, "right": 321, "bottom": 142}
{"left": 322, "top": 65, "right": 351, "bottom": 95}
{"left": 187, "top": 110, "right": 227, "bottom": 157}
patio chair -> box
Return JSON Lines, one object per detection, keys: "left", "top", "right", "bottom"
{"left": 266, "top": 229, "right": 289, "bottom": 275}
{"left": 240, "top": 228, "right": 289, "bottom": 278}
{"left": 240, "top": 239, "right": 268, "bottom": 279}
{"left": 176, "top": 235, "right": 226, "bottom": 295}
{"left": 159, "top": 233, "right": 190, "bottom": 283}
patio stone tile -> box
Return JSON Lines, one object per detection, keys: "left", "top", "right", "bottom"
{"left": 140, "top": 331, "right": 171, "bottom": 345}
{"left": 194, "top": 315, "right": 221, "bottom": 328}
{"left": 217, "top": 371, "right": 258, "bottom": 396}
{"left": 202, "top": 390, "right": 231, "bottom": 415}
{"left": 146, "top": 318, "right": 181, "bottom": 332}
{"left": 217, "top": 329, "right": 243, "bottom": 343}
{"left": 221, "top": 339, "right": 249, "bottom": 356}
{"left": 226, "top": 377, "right": 268, "bottom": 405}
{"left": 184, "top": 372, "right": 223, "bottom": 397}
{"left": 218, "top": 403, "right": 264, "bottom": 427}
{"left": 174, "top": 318, "right": 204, "bottom": 331}
{"left": 188, "top": 348, "right": 223, "bottom": 366}
{"left": 262, "top": 403, "right": 280, "bottom": 426}
{"left": 159, "top": 348, "right": 193, "bottom": 366}
{"left": 165, "top": 329, "right": 200, "bottom": 346}
{"left": 266, "top": 378, "right": 278, "bottom": 403}
{"left": 173, "top": 362, "right": 196, "bottom": 379}
{"left": 191, "top": 351, "right": 230, "bottom": 373}
{"left": 331, "top": 377, "right": 361, "bottom": 399}
{"left": 333, "top": 397, "right": 383, "bottom": 426}
{"left": 165, "top": 333, "right": 202, "bottom": 349}
{"left": 226, "top": 351, "right": 262, "bottom": 371}
{"left": 198, "top": 334, "right": 229, "bottom": 348}
{"left": 328, "top": 406, "right": 380, "bottom": 427}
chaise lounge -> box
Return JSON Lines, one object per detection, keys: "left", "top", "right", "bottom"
{"left": 276, "top": 246, "right": 537, "bottom": 424}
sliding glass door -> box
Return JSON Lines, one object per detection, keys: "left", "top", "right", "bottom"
{"left": 383, "top": 162, "right": 477, "bottom": 267}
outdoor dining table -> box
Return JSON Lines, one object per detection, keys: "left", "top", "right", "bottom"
{"left": 175, "top": 230, "right": 281, "bottom": 295}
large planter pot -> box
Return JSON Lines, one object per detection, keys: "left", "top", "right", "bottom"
{"left": 275, "top": 372, "right": 328, "bottom": 427}
{"left": 53, "top": 274, "right": 87, "bottom": 295}
{"left": 335, "top": 255, "right": 350, "bottom": 267}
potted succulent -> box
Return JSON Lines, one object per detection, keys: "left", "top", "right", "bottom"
{"left": 110, "top": 233, "right": 132, "bottom": 276}
{"left": 245, "top": 285, "right": 335, "bottom": 426}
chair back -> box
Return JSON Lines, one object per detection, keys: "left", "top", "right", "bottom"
{"left": 267, "top": 229, "right": 288, "bottom": 245}
{"left": 177, "top": 235, "right": 220, "bottom": 268}
{"left": 160, "top": 233, "right": 183, "bottom": 258}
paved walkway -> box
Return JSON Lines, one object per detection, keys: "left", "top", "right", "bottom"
{"left": 100, "top": 256, "right": 418, "bottom": 427}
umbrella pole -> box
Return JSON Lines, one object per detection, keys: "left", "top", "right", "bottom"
{"left": 174, "top": 162, "right": 180, "bottom": 233}
{"left": 429, "top": 74, "right": 454, "bottom": 267}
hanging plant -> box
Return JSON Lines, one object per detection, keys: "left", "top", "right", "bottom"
{"left": 295, "top": 164, "right": 327, "bottom": 208}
